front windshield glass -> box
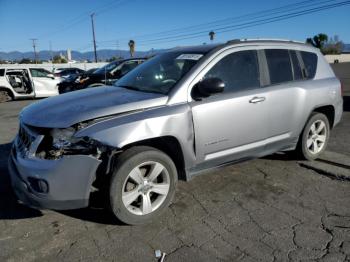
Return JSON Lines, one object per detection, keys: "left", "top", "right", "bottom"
{"left": 94, "top": 61, "right": 121, "bottom": 75}
{"left": 115, "top": 52, "right": 204, "bottom": 94}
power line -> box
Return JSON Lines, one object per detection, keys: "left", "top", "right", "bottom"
{"left": 135, "top": 0, "right": 350, "bottom": 46}
{"left": 37, "top": 0, "right": 133, "bottom": 40}
{"left": 98, "top": 0, "right": 335, "bottom": 44}
{"left": 138, "top": 1, "right": 350, "bottom": 43}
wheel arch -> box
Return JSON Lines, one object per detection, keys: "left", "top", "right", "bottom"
{"left": 120, "top": 136, "right": 187, "bottom": 181}
{"left": 312, "top": 105, "right": 335, "bottom": 129}
{"left": 295, "top": 104, "right": 335, "bottom": 151}
{"left": 0, "top": 86, "right": 14, "bottom": 100}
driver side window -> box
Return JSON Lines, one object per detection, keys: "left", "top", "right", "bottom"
{"left": 30, "top": 69, "right": 48, "bottom": 78}
{"left": 204, "top": 50, "right": 260, "bottom": 93}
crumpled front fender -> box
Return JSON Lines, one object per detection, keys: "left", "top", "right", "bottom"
{"left": 75, "top": 104, "right": 196, "bottom": 169}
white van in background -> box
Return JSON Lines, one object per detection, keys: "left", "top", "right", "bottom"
{"left": 0, "top": 67, "right": 61, "bottom": 102}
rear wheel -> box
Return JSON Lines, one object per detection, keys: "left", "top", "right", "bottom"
{"left": 296, "top": 112, "right": 330, "bottom": 160}
{"left": 109, "top": 146, "right": 177, "bottom": 225}
{"left": 0, "top": 90, "right": 13, "bottom": 103}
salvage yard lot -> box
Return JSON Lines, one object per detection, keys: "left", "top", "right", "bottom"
{"left": 0, "top": 64, "right": 350, "bottom": 261}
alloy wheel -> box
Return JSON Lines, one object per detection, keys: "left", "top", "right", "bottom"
{"left": 306, "top": 119, "right": 327, "bottom": 155}
{"left": 121, "top": 161, "right": 170, "bottom": 216}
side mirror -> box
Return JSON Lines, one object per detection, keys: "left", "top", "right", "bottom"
{"left": 47, "top": 73, "right": 55, "bottom": 79}
{"left": 192, "top": 77, "right": 225, "bottom": 100}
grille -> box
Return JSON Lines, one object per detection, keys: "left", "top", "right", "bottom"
{"left": 17, "top": 124, "right": 36, "bottom": 156}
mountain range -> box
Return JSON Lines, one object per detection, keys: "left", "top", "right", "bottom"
{"left": 0, "top": 49, "right": 163, "bottom": 62}
{"left": 1, "top": 44, "right": 350, "bottom": 61}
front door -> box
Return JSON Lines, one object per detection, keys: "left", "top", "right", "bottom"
{"left": 190, "top": 50, "right": 269, "bottom": 166}
{"left": 30, "top": 68, "right": 59, "bottom": 97}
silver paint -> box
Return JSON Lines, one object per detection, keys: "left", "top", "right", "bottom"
{"left": 10, "top": 39, "right": 343, "bottom": 210}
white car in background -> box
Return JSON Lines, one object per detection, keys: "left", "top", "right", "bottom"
{"left": 0, "top": 67, "right": 61, "bottom": 102}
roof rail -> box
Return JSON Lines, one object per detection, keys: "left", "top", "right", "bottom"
{"left": 226, "top": 39, "right": 241, "bottom": 44}
{"left": 241, "top": 38, "right": 305, "bottom": 44}
{"left": 226, "top": 38, "right": 306, "bottom": 44}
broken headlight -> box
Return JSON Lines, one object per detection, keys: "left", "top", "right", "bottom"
{"left": 51, "top": 127, "right": 77, "bottom": 149}
{"left": 36, "top": 127, "right": 104, "bottom": 159}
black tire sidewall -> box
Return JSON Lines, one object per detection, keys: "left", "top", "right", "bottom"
{"left": 301, "top": 113, "right": 330, "bottom": 160}
{"left": 109, "top": 146, "right": 178, "bottom": 225}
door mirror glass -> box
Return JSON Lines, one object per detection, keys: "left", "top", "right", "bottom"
{"left": 192, "top": 77, "right": 225, "bottom": 99}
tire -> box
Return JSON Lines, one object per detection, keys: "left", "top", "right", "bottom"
{"left": 109, "top": 146, "right": 178, "bottom": 225}
{"left": 0, "top": 90, "right": 13, "bottom": 103}
{"left": 296, "top": 112, "right": 330, "bottom": 161}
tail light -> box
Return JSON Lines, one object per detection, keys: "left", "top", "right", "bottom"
{"left": 54, "top": 73, "right": 60, "bottom": 77}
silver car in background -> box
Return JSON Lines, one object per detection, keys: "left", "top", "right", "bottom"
{"left": 9, "top": 39, "right": 343, "bottom": 225}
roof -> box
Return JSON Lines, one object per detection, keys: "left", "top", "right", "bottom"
{"left": 170, "top": 43, "right": 222, "bottom": 54}
{"left": 168, "top": 39, "right": 314, "bottom": 54}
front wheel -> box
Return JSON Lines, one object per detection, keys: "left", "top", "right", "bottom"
{"left": 109, "top": 146, "right": 177, "bottom": 225}
{"left": 296, "top": 112, "right": 330, "bottom": 160}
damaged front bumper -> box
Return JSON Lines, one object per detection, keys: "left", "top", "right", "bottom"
{"left": 8, "top": 136, "right": 101, "bottom": 210}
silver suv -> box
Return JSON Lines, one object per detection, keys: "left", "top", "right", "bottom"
{"left": 9, "top": 39, "right": 343, "bottom": 225}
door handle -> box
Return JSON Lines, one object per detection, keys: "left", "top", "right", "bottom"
{"left": 249, "top": 96, "right": 266, "bottom": 104}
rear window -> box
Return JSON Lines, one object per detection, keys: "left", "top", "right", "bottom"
{"left": 300, "top": 51, "right": 318, "bottom": 79}
{"left": 290, "top": 51, "right": 303, "bottom": 81}
{"left": 265, "top": 49, "right": 293, "bottom": 85}
{"left": 0, "top": 69, "right": 4, "bottom": 76}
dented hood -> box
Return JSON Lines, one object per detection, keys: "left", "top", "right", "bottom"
{"left": 20, "top": 86, "right": 168, "bottom": 128}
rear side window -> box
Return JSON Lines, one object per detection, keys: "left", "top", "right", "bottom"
{"left": 265, "top": 49, "right": 293, "bottom": 85}
{"left": 300, "top": 51, "right": 318, "bottom": 79}
{"left": 204, "top": 50, "right": 260, "bottom": 93}
{"left": 0, "top": 69, "right": 4, "bottom": 76}
{"left": 290, "top": 51, "right": 303, "bottom": 80}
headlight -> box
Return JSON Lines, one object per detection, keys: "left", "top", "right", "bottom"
{"left": 51, "top": 127, "right": 78, "bottom": 149}
{"left": 36, "top": 126, "right": 104, "bottom": 160}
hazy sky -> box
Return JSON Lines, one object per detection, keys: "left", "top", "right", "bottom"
{"left": 0, "top": 0, "right": 349, "bottom": 52}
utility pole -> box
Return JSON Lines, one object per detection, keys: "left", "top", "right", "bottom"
{"left": 90, "top": 13, "right": 98, "bottom": 62}
{"left": 116, "top": 40, "right": 120, "bottom": 59}
{"left": 30, "top": 38, "right": 38, "bottom": 64}
{"left": 49, "top": 41, "right": 53, "bottom": 62}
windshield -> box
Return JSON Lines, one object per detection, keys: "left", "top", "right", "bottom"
{"left": 94, "top": 61, "right": 122, "bottom": 75}
{"left": 115, "top": 52, "right": 204, "bottom": 94}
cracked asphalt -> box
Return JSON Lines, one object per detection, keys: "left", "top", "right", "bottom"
{"left": 0, "top": 64, "right": 349, "bottom": 261}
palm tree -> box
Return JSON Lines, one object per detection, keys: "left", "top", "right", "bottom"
{"left": 306, "top": 33, "right": 328, "bottom": 49}
{"left": 209, "top": 31, "right": 215, "bottom": 42}
{"left": 128, "top": 40, "right": 135, "bottom": 57}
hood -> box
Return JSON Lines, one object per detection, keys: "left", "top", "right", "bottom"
{"left": 21, "top": 86, "right": 168, "bottom": 128}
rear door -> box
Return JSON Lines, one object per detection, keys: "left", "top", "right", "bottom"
{"left": 30, "top": 68, "right": 60, "bottom": 97}
{"left": 190, "top": 48, "right": 270, "bottom": 167}
{"left": 262, "top": 49, "right": 305, "bottom": 150}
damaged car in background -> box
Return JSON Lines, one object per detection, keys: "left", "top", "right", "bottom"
{"left": 58, "top": 58, "right": 145, "bottom": 94}
{"left": 9, "top": 39, "right": 342, "bottom": 225}
{"left": 0, "top": 67, "right": 60, "bottom": 102}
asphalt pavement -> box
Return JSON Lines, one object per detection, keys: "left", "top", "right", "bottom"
{"left": 0, "top": 64, "right": 349, "bottom": 261}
